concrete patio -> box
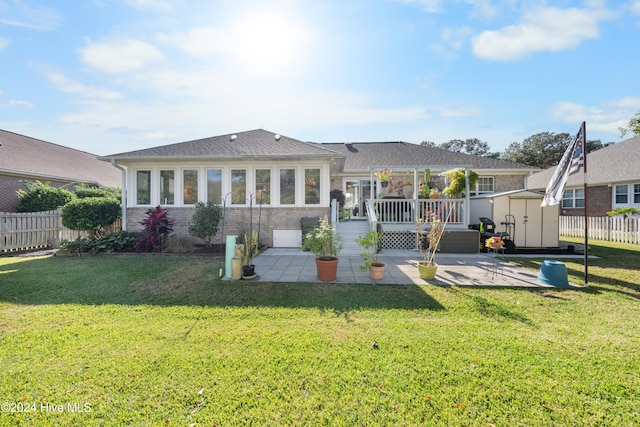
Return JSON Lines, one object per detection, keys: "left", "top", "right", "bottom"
{"left": 248, "top": 248, "right": 582, "bottom": 287}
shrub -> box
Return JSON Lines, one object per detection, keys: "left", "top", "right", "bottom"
{"left": 134, "top": 206, "right": 174, "bottom": 253}
{"left": 60, "top": 231, "right": 137, "bottom": 254}
{"left": 61, "top": 197, "right": 122, "bottom": 238}
{"left": 74, "top": 185, "right": 121, "bottom": 200}
{"left": 16, "top": 180, "right": 75, "bottom": 212}
{"left": 188, "top": 201, "right": 223, "bottom": 247}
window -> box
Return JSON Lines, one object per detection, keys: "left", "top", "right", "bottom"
{"left": 183, "top": 169, "right": 198, "bottom": 205}
{"left": 615, "top": 185, "right": 628, "bottom": 204}
{"left": 635, "top": 184, "right": 640, "bottom": 204}
{"left": 207, "top": 169, "right": 222, "bottom": 203}
{"left": 136, "top": 170, "right": 151, "bottom": 205}
{"left": 305, "top": 168, "right": 321, "bottom": 204}
{"left": 280, "top": 168, "right": 296, "bottom": 205}
{"left": 476, "top": 176, "right": 494, "bottom": 194}
{"left": 255, "top": 169, "right": 271, "bottom": 205}
{"left": 562, "top": 188, "right": 584, "bottom": 208}
{"left": 231, "top": 169, "right": 246, "bottom": 205}
{"left": 160, "top": 170, "right": 175, "bottom": 205}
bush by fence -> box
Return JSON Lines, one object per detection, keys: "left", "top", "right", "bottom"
{"left": 560, "top": 215, "right": 640, "bottom": 244}
{"left": 1, "top": 209, "right": 122, "bottom": 252}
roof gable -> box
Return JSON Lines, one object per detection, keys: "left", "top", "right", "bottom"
{"left": 0, "top": 129, "right": 121, "bottom": 187}
{"left": 102, "top": 129, "right": 342, "bottom": 160}
{"left": 322, "top": 141, "right": 536, "bottom": 172}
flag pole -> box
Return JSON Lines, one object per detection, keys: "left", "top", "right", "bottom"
{"left": 581, "top": 121, "right": 589, "bottom": 287}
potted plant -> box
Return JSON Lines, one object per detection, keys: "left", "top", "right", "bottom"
{"left": 241, "top": 230, "right": 259, "bottom": 279}
{"left": 302, "top": 219, "right": 343, "bottom": 281}
{"left": 429, "top": 187, "right": 441, "bottom": 199}
{"left": 355, "top": 230, "right": 385, "bottom": 280}
{"left": 442, "top": 168, "right": 479, "bottom": 198}
{"left": 374, "top": 168, "right": 393, "bottom": 187}
{"left": 417, "top": 183, "right": 430, "bottom": 198}
{"left": 415, "top": 213, "right": 449, "bottom": 280}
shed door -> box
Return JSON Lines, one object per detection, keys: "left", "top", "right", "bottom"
{"left": 509, "top": 199, "right": 544, "bottom": 247}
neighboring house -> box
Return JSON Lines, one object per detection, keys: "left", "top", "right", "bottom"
{"left": 526, "top": 136, "right": 640, "bottom": 216}
{"left": 0, "top": 129, "right": 122, "bottom": 212}
{"left": 100, "top": 129, "right": 538, "bottom": 247}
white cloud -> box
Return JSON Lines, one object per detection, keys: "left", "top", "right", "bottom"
{"left": 42, "top": 68, "right": 123, "bottom": 101}
{"left": 550, "top": 99, "right": 639, "bottom": 135}
{"left": 0, "top": 3, "right": 61, "bottom": 31}
{"left": 6, "top": 100, "right": 34, "bottom": 109}
{"left": 79, "top": 39, "right": 164, "bottom": 74}
{"left": 0, "top": 37, "right": 9, "bottom": 49}
{"left": 157, "top": 27, "right": 227, "bottom": 57}
{"left": 431, "top": 26, "right": 473, "bottom": 60}
{"left": 472, "top": 6, "right": 614, "bottom": 61}
{"left": 632, "top": 0, "right": 640, "bottom": 15}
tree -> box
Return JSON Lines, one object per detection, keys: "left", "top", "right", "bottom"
{"left": 501, "top": 131, "right": 610, "bottom": 168}
{"left": 16, "top": 180, "right": 75, "bottom": 212}
{"left": 619, "top": 111, "right": 640, "bottom": 138}
{"left": 188, "top": 201, "right": 223, "bottom": 247}
{"left": 501, "top": 132, "right": 571, "bottom": 168}
{"left": 440, "top": 138, "right": 491, "bottom": 157}
{"left": 420, "top": 140, "right": 437, "bottom": 147}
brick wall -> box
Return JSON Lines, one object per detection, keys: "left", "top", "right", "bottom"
{"left": 127, "top": 206, "right": 331, "bottom": 247}
{"left": 563, "top": 185, "right": 611, "bottom": 217}
{"left": 0, "top": 175, "right": 73, "bottom": 212}
{"left": 494, "top": 175, "right": 526, "bottom": 193}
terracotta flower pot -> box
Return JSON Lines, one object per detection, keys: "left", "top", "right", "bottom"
{"left": 369, "top": 262, "right": 386, "bottom": 280}
{"left": 316, "top": 257, "right": 339, "bottom": 282}
{"left": 417, "top": 261, "right": 438, "bottom": 280}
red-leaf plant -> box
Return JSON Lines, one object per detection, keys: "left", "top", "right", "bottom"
{"left": 134, "top": 205, "right": 175, "bottom": 253}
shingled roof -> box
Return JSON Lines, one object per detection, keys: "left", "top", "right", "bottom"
{"left": 0, "top": 129, "right": 121, "bottom": 187}
{"left": 526, "top": 136, "right": 640, "bottom": 189}
{"left": 101, "top": 129, "right": 342, "bottom": 161}
{"left": 322, "top": 141, "right": 537, "bottom": 173}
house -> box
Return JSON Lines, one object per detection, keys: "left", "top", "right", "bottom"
{"left": 526, "top": 136, "right": 640, "bottom": 216}
{"left": 100, "top": 129, "right": 539, "bottom": 248}
{"left": 0, "top": 129, "right": 122, "bottom": 212}
{"left": 324, "top": 141, "right": 538, "bottom": 220}
{"left": 99, "top": 129, "right": 344, "bottom": 246}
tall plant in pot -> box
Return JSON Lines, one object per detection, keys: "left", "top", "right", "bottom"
{"left": 302, "top": 219, "right": 343, "bottom": 282}
{"left": 355, "top": 230, "right": 385, "bottom": 280}
{"left": 241, "top": 230, "right": 259, "bottom": 279}
{"left": 415, "top": 213, "right": 449, "bottom": 280}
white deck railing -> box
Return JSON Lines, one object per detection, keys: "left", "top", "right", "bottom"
{"left": 367, "top": 198, "right": 465, "bottom": 225}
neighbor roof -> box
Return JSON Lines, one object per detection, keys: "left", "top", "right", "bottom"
{"left": 526, "top": 136, "right": 640, "bottom": 189}
{"left": 101, "top": 129, "right": 343, "bottom": 161}
{"left": 322, "top": 141, "right": 538, "bottom": 173}
{"left": 0, "top": 129, "right": 121, "bottom": 187}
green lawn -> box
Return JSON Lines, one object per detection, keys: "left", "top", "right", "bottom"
{"left": 1, "top": 240, "right": 639, "bottom": 426}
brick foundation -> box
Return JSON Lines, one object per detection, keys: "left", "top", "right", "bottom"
{"left": 127, "top": 206, "right": 331, "bottom": 247}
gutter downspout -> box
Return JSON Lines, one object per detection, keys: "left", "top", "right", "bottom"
{"left": 111, "top": 160, "right": 127, "bottom": 231}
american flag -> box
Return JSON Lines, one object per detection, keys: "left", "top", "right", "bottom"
{"left": 541, "top": 122, "right": 585, "bottom": 207}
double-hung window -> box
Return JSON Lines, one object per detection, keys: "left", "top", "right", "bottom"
{"left": 562, "top": 188, "right": 584, "bottom": 208}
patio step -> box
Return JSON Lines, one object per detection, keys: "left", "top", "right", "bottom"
{"left": 336, "top": 221, "right": 370, "bottom": 256}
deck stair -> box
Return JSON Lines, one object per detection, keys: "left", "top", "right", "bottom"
{"left": 336, "top": 221, "right": 370, "bottom": 256}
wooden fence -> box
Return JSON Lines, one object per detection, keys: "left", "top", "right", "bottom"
{"left": 560, "top": 216, "right": 640, "bottom": 244}
{"left": 0, "top": 209, "right": 122, "bottom": 252}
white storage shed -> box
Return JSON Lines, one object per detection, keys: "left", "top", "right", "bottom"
{"left": 470, "top": 190, "right": 560, "bottom": 248}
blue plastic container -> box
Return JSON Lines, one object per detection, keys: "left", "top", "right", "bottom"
{"left": 537, "top": 260, "right": 570, "bottom": 287}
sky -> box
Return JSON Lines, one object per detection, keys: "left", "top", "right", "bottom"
{"left": 1, "top": 0, "right": 639, "bottom": 156}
